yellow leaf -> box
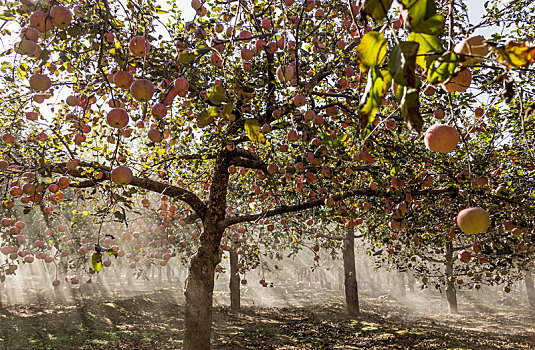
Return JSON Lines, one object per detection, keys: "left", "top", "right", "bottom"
{"left": 494, "top": 41, "right": 535, "bottom": 68}
{"left": 244, "top": 119, "right": 266, "bottom": 144}
{"left": 356, "top": 31, "right": 388, "bottom": 71}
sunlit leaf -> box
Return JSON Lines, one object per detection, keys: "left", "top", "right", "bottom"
{"left": 400, "top": 0, "right": 444, "bottom": 35}
{"left": 207, "top": 85, "right": 226, "bottom": 105}
{"left": 359, "top": 67, "right": 392, "bottom": 129}
{"left": 244, "top": 119, "right": 267, "bottom": 144}
{"left": 427, "top": 51, "right": 458, "bottom": 83}
{"left": 91, "top": 253, "right": 102, "bottom": 273}
{"left": 493, "top": 41, "right": 535, "bottom": 68}
{"left": 221, "top": 102, "right": 235, "bottom": 118}
{"left": 362, "top": 0, "right": 394, "bottom": 22}
{"left": 408, "top": 32, "right": 444, "bottom": 68}
{"left": 356, "top": 32, "right": 388, "bottom": 71}
{"left": 177, "top": 47, "right": 211, "bottom": 64}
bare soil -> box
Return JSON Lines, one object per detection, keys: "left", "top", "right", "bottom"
{"left": 0, "top": 286, "right": 532, "bottom": 350}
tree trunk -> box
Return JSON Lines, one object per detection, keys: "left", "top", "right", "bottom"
{"left": 407, "top": 272, "right": 415, "bottom": 293}
{"left": 183, "top": 154, "right": 230, "bottom": 350}
{"left": 229, "top": 248, "right": 240, "bottom": 311}
{"left": 398, "top": 273, "right": 406, "bottom": 298}
{"left": 525, "top": 271, "right": 535, "bottom": 310}
{"left": 445, "top": 241, "right": 458, "bottom": 313}
{"left": 343, "top": 228, "right": 359, "bottom": 315}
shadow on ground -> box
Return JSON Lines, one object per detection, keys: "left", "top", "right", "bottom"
{"left": 0, "top": 287, "right": 532, "bottom": 349}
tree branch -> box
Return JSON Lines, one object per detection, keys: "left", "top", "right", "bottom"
{"left": 49, "top": 163, "right": 207, "bottom": 220}
{"left": 219, "top": 188, "right": 375, "bottom": 228}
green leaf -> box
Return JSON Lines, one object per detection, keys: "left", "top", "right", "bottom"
{"left": 427, "top": 51, "right": 458, "bottom": 83}
{"left": 415, "top": 14, "right": 445, "bottom": 35}
{"left": 0, "top": 12, "right": 14, "bottom": 20}
{"left": 107, "top": 250, "right": 118, "bottom": 257}
{"left": 16, "top": 65, "right": 28, "bottom": 80}
{"left": 207, "top": 85, "right": 226, "bottom": 105}
{"left": 221, "top": 102, "right": 235, "bottom": 119}
{"left": 399, "top": 85, "right": 423, "bottom": 132}
{"left": 91, "top": 253, "right": 102, "bottom": 273}
{"left": 408, "top": 32, "right": 444, "bottom": 68}
{"left": 177, "top": 47, "right": 211, "bottom": 64}
{"left": 358, "top": 67, "right": 392, "bottom": 129}
{"left": 207, "top": 106, "right": 219, "bottom": 118}
{"left": 388, "top": 42, "right": 419, "bottom": 87}
{"left": 356, "top": 31, "right": 388, "bottom": 70}
{"left": 362, "top": 0, "right": 394, "bottom": 22}
{"left": 197, "top": 110, "right": 215, "bottom": 128}
{"left": 400, "top": 0, "right": 445, "bottom": 35}
{"left": 244, "top": 119, "right": 267, "bottom": 144}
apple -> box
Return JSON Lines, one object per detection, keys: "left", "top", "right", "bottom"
{"left": 130, "top": 79, "right": 155, "bottom": 102}
{"left": 433, "top": 109, "right": 445, "bottom": 119}
{"left": 113, "top": 71, "right": 134, "bottom": 89}
{"left": 471, "top": 244, "right": 481, "bottom": 252}
{"left": 108, "top": 99, "right": 125, "bottom": 108}
{"left": 50, "top": 5, "right": 72, "bottom": 29}
{"left": 458, "top": 249, "right": 471, "bottom": 263}
{"left": 287, "top": 130, "right": 299, "bottom": 142}
{"left": 29, "top": 11, "right": 53, "bottom": 33}
{"left": 66, "top": 95, "right": 79, "bottom": 106}
{"left": 241, "top": 48, "right": 254, "bottom": 60}
{"left": 29, "top": 73, "right": 52, "bottom": 92}
{"left": 276, "top": 65, "right": 294, "bottom": 82}
{"left": 191, "top": 0, "right": 202, "bottom": 10}
{"left": 66, "top": 159, "right": 78, "bottom": 170}
{"left": 454, "top": 35, "right": 488, "bottom": 67}
{"left": 20, "top": 27, "right": 39, "bottom": 42}
{"left": 456, "top": 207, "right": 490, "bottom": 234}
{"left": 151, "top": 103, "right": 167, "bottom": 119}
{"left": 174, "top": 77, "right": 189, "bottom": 95}
{"left": 211, "top": 52, "right": 222, "bottom": 66}
{"left": 148, "top": 129, "right": 163, "bottom": 142}
{"left": 2, "top": 133, "right": 15, "bottom": 144}
{"left": 111, "top": 166, "right": 133, "bottom": 185}
{"left": 52, "top": 279, "right": 60, "bottom": 287}
{"left": 267, "top": 164, "right": 279, "bottom": 174}
{"left": 424, "top": 124, "right": 460, "bottom": 153}
{"left": 129, "top": 36, "right": 150, "bottom": 57}
{"left": 441, "top": 68, "right": 472, "bottom": 93}
{"left": 107, "top": 108, "right": 129, "bottom": 128}
{"left": 15, "top": 39, "right": 37, "bottom": 55}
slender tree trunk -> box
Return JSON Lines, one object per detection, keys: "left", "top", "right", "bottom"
{"left": 445, "top": 241, "right": 458, "bottom": 313}
{"left": 525, "top": 271, "right": 535, "bottom": 310}
{"left": 167, "top": 264, "right": 172, "bottom": 282}
{"left": 343, "top": 228, "right": 359, "bottom": 315}
{"left": 229, "top": 248, "right": 240, "bottom": 311}
{"left": 398, "top": 273, "right": 406, "bottom": 298}
{"left": 183, "top": 154, "right": 230, "bottom": 350}
{"left": 407, "top": 272, "right": 415, "bottom": 293}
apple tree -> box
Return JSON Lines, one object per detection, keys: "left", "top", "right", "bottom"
{"left": 1, "top": 0, "right": 535, "bottom": 348}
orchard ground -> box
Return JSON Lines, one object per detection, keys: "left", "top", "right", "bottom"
{"left": 0, "top": 281, "right": 532, "bottom": 349}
